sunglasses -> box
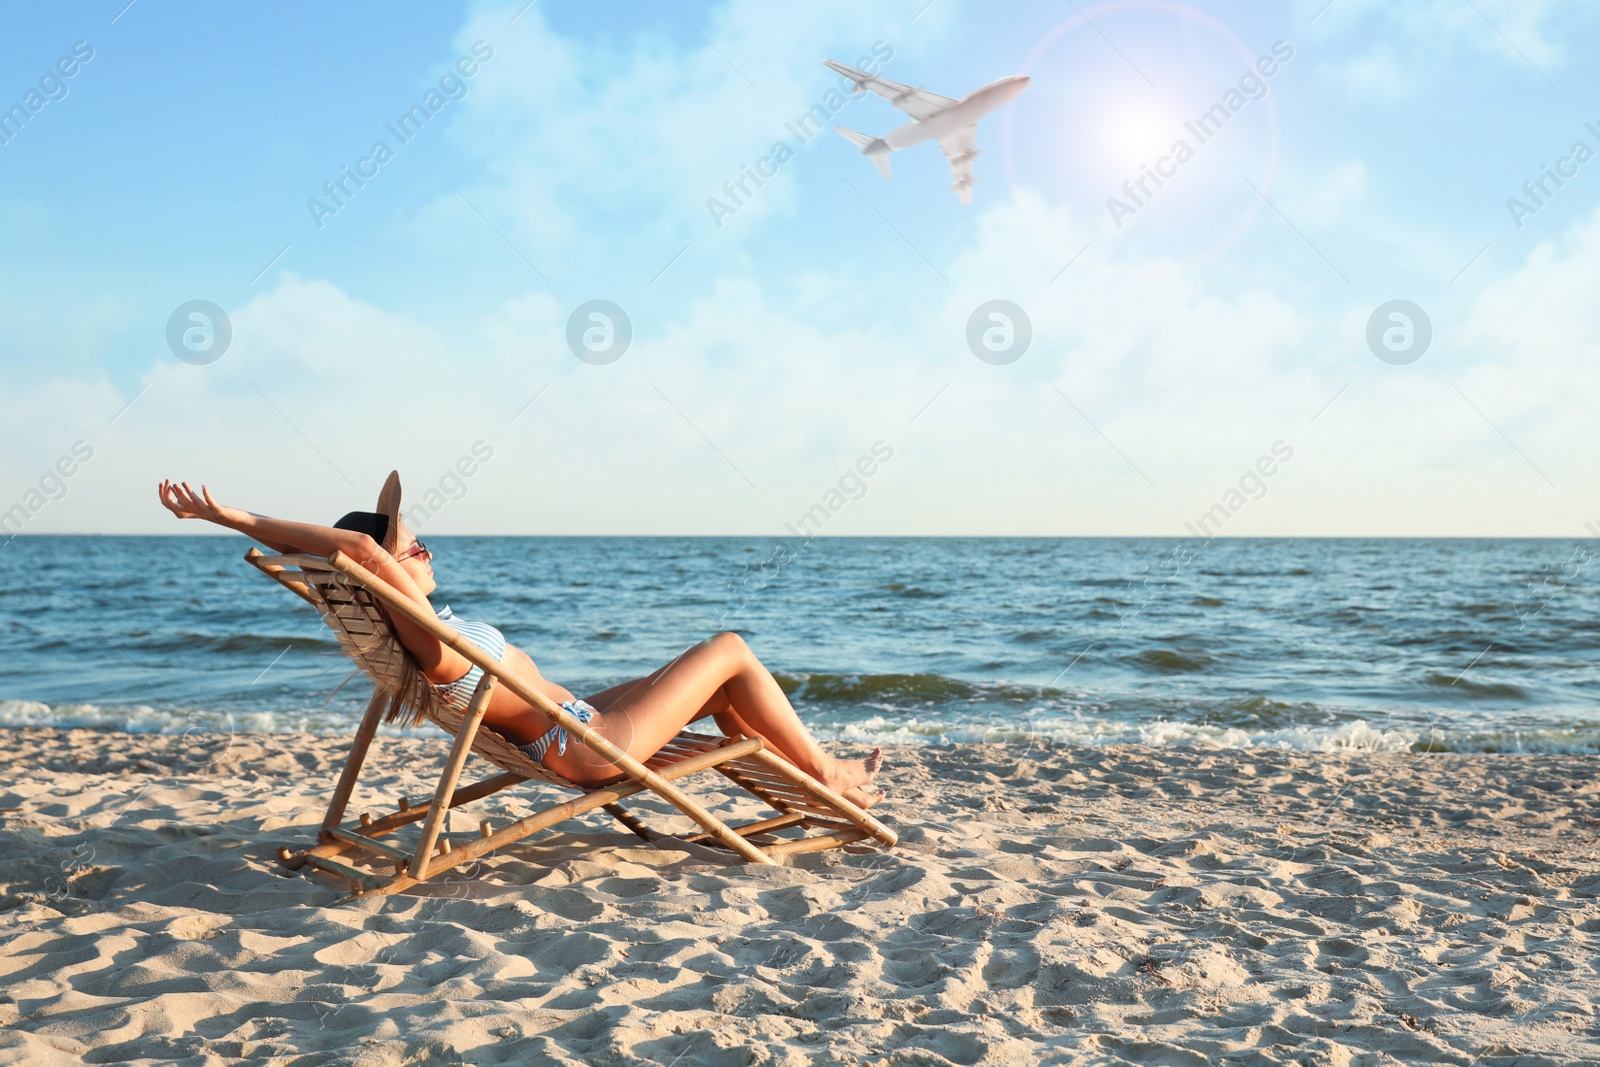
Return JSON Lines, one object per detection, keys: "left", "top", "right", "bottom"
{"left": 394, "top": 540, "right": 431, "bottom": 563}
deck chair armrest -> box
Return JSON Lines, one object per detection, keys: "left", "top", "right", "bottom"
{"left": 246, "top": 548, "right": 318, "bottom": 606}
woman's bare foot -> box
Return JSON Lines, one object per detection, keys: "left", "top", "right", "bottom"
{"left": 842, "top": 786, "right": 884, "bottom": 809}
{"left": 819, "top": 750, "right": 880, "bottom": 789}
{"left": 816, "top": 747, "right": 882, "bottom": 803}
{"left": 865, "top": 746, "right": 883, "bottom": 776}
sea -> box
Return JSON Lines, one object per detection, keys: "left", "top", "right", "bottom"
{"left": 3, "top": 535, "right": 1597, "bottom": 754}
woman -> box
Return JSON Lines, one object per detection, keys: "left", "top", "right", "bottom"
{"left": 157, "top": 477, "right": 882, "bottom": 807}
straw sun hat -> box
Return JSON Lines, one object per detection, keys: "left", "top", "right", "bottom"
{"left": 374, "top": 471, "right": 403, "bottom": 554}
{"left": 334, "top": 470, "right": 404, "bottom": 555}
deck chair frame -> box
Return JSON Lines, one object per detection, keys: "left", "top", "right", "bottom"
{"left": 246, "top": 548, "right": 895, "bottom": 898}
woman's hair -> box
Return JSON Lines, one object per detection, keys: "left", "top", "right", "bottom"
{"left": 329, "top": 510, "right": 432, "bottom": 725}
{"left": 383, "top": 658, "right": 441, "bottom": 729}
{"left": 333, "top": 510, "right": 390, "bottom": 545}
{"left": 330, "top": 625, "right": 441, "bottom": 728}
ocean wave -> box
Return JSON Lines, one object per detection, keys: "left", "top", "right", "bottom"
{"left": 130, "top": 633, "right": 336, "bottom": 655}
{"left": 772, "top": 671, "right": 1056, "bottom": 706}
{"left": 1421, "top": 673, "right": 1528, "bottom": 700}
{"left": 880, "top": 583, "right": 944, "bottom": 598}
{"left": 1129, "top": 648, "right": 1215, "bottom": 674}
{"left": 1191, "top": 695, "right": 1332, "bottom": 730}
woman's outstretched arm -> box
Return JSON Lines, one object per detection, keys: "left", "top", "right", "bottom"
{"left": 156, "top": 480, "right": 468, "bottom": 681}
{"left": 159, "top": 480, "right": 375, "bottom": 559}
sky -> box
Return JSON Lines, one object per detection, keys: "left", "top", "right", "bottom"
{"left": 2, "top": 0, "right": 1598, "bottom": 537}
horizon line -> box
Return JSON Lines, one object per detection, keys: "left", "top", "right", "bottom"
{"left": 4, "top": 532, "right": 1593, "bottom": 541}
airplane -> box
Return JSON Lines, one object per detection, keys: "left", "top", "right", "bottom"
{"left": 824, "top": 60, "right": 1030, "bottom": 204}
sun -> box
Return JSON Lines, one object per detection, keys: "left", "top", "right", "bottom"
{"left": 1101, "top": 101, "right": 1178, "bottom": 165}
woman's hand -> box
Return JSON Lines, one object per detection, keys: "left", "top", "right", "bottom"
{"left": 155, "top": 480, "right": 337, "bottom": 556}
{"left": 158, "top": 481, "right": 248, "bottom": 527}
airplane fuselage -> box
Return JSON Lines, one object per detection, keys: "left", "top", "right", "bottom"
{"left": 879, "top": 76, "right": 1031, "bottom": 151}
{"left": 826, "top": 62, "right": 1029, "bottom": 202}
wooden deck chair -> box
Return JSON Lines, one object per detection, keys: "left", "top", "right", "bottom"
{"left": 246, "top": 548, "right": 895, "bottom": 898}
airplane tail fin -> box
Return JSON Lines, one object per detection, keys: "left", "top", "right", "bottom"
{"left": 833, "top": 126, "right": 892, "bottom": 179}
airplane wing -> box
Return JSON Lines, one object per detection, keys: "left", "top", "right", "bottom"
{"left": 823, "top": 60, "right": 959, "bottom": 122}
{"left": 938, "top": 124, "right": 980, "bottom": 205}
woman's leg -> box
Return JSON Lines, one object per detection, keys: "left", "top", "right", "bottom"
{"left": 705, "top": 689, "right": 759, "bottom": 742}
{"left": 585, "top": 671, "right": 751, "bottom": 736}
{"left": 548, "top": 632, "right": 880, "bottom": 802}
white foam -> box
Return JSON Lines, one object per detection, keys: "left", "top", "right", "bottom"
{"left": 1131, "top": 717, "right": 1419, "bottom": 753}
{"left": 819, "top": 711, "right": 1431, "bottom": 754}
{"left": 5, "top": 698, "right": 1598, "bottom": 755}
{"left": 0, "top": 699, "right": 355, "bottom": 736}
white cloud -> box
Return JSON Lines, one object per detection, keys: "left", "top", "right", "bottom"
{"left": 1282, "top": 161, "right": 1366, "bottom": 228}
{"left": 1454, "top": 206, "right": 1600, "bottom": 489}
{"left": 13, "top": 196, "right": 1600, "bottom": 536}
{"left": 437, "top": 2, "right": 916, "bottom": 256}
{"left": 1310, "top": 0, "right": 1589, "bottom": 97}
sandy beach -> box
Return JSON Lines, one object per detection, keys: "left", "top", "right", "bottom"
{"left": 3, "top": 726, "right": 1599, "bottom": 1066}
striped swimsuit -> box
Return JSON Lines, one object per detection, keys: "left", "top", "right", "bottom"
{"left": 431, "top": 606, "right": 508, "bottom": 710}
{"left": 431, "top": 605, "right": 595, "bottom": 767}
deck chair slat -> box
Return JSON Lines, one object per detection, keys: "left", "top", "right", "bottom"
{"left": 763, "top": 828, "right": 871, "bottom": 855}
{"left": 649, "top": 737, "right": 723, "bottom": 759}
{"left": 306, "top": 854, "right": 385, "bottom": 893}
{"left": 740, "top": 788, "right": 838, "bottom": 814}
{"left": 682, "top": 811, "right": 809, "bottom": 844}
{"left": 719, "top": 773, "right": 833, "bottom": 805}
{"left": 752, "top": 796, "right": 847, "bottom": 820}
{"left": 325, "top": 827, "right": 411, "bottom": 862}
{"left": 716, "top": 769, "right": 814, "bottom": 796}
{"left": 716, "top": 764, "right": 805, "bottom": 786}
